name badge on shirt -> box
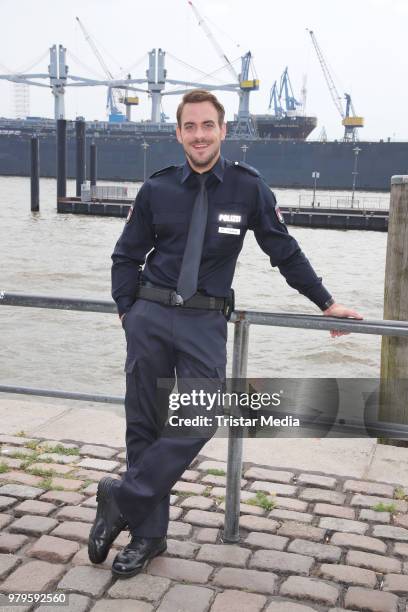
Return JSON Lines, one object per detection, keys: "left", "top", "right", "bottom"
{"left": 218, "top": 226, "right": 241, "bottom": 235}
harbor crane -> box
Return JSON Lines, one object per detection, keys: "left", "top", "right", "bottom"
{"left": 75, "top": 17, "right": 139, "bottom": 122}
{"left": 0, "top": 45, "right": 146, "bottom": 121}
{"left": 188, "top": 0, "right": 259, "bottom": 136}
{"left": 308, "top": 29, "right": 364, "bottom": 142}
{"left": 188, "top": 0, "right": 238, "bottom": 83}
{"left": 279, "top": 67, "right": 301, "bottom": 113}
{"left": 268, "top": 81, "right": 282, "bottom": 117}
{"left": 0, "top": 45, "right": 67, "bottom": 119}
{"left": 268, "top": 68, "right": 301, "bottom": 117}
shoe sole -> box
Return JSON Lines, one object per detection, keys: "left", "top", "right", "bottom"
{"left": 111, "top": 543, "right": 167, "bottom": 579}
{"left": 88, "top": 477, "right": 121, "bottom": 564}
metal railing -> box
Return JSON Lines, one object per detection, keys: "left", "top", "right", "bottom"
{"left": 297, "top": 193, "right": 390, "bottom": 211}
{"left": 81, "top": 185, "right": 139, "bottom": 202}
{"left": 1, "top": 291, "right": 408, "bottom": 542}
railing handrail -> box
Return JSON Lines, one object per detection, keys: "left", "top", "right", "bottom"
{"left": 2, "top": 290, "right": 408, "bottom": 336}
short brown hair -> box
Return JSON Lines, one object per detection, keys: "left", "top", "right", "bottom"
{"left": 176, "top": 89, "right": 225, "bottom": 128}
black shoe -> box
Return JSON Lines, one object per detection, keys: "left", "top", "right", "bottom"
{"left": 112, "top": 535, "right": 167, "bottom": 579}
{"left": 88, "top": 477, "right": 127, "bottom": 564}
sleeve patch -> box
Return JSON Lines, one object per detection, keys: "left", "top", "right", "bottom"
{"left": 275, "top": 203, "right": 285, "bottom": 224}
{"left": 126, "top": 205, "right": 134, "bottom": 223}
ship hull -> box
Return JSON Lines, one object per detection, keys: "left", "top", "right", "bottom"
{"left": 0, "top": 132, "right": 406, "bottom": 191}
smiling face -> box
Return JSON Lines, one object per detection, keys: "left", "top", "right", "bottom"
{"left": 176, "top": 101, "right": 226, "bottom": 173}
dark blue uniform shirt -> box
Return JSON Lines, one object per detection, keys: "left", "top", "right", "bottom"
{"left": 111, "top": 156, "right": 332, "bottom": 317}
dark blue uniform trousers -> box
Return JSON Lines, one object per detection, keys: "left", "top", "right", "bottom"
{"left": 113, "top": 298, "right": 227, "bottom": 537}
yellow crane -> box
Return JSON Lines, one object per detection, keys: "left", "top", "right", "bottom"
{"left": 308, "top": 29, "right": 364, "bottom": 141}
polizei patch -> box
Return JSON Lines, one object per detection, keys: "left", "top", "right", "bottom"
{"left": 218, "top": 213, "right": 241, "bottom": 223}
{"left": 275, "top": 204, "right": 285, "bottom": 224}
{"left": 126, "top": 205, "right": 134, "bottom": 223}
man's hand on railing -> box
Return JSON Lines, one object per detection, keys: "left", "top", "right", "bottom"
{"left": 322, "top": 303, "right": 363, "bottom": 338}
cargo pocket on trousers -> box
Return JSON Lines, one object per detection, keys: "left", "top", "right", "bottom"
{"left": 212, "top": 366, "right": 226, "bottom": 420}
{"left": 124, "top": 355, "right": 137, "bottom": 373}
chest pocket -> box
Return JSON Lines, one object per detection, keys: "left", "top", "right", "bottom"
{"left": 206, "top": 207, "right": 247, "bottom": 252}
{"left": 153, "top": 212, "right": 187, "bottom": 241}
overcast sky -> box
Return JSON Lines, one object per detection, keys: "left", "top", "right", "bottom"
{"left": 0, "top": 0, "right": 406, "bottom": 141}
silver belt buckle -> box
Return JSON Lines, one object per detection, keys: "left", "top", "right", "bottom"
{"left": 170, "top": 291, "right": 184, "bottom": 306}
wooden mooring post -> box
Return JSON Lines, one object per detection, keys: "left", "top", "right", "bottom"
{"left": 30, "top": 136, "right": 39, "bottom": 212}
{"left": 379, "top": 176, "right": 408, "bottom": 444}
{"left": 90, "top": 142, "right": 97, "bottom": 187}
{"left": 75, "top": 118, "right": 86, "bottom": 197}
{"left": 57, "top": 119, "right": 67, "bottom": 199}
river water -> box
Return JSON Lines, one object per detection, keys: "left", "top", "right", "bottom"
{"left": 0, "top": 177, "right": 387, "bottom": 398}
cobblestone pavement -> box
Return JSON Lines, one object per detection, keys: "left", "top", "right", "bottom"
{"left": 1, "top": 434, "right": 408, "bottom": 611}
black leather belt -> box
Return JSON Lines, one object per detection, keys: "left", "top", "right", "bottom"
{"left": 135, "top": 282, "right": 226, "bottom": 311}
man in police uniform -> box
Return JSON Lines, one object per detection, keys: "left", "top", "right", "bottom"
{"left": 88, "top": 89, "right": 362, "bottom": 578}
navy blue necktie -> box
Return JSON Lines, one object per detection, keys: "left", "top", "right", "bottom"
{"left": 177, "top": 174, "right": 208, "bottom": 302}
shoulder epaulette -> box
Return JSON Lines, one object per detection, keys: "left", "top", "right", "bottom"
{"left": 231, "top": 161, "right": 260, "bottom": 177}
{"left": 149, "top": 165, "right": 178, "bottom": 179}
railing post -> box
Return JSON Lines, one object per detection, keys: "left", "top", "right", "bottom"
{"left": 380, "top": 176, "right": 408, "bottom": 444}
{"left": 223, "top": 319, "right": 250, "bottom": 543}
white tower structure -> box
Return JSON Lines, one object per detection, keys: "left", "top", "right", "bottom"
{"left": 13, "top": 83, "right": 30, "bottom": 118}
